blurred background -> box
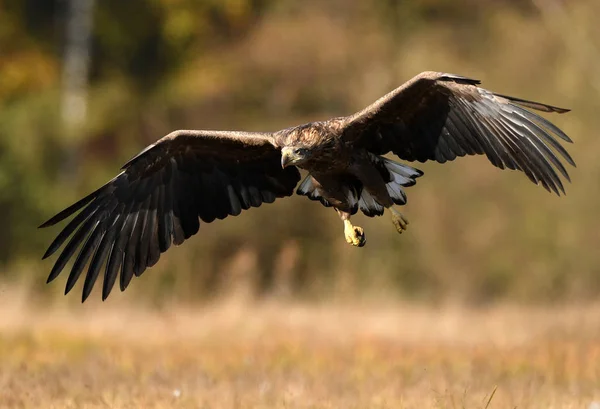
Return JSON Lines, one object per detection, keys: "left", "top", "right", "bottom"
{"left": 1, "top": 0, "right": 599, "bottom": 307}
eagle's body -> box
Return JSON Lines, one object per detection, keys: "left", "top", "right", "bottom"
{"left": 277, "top": 119, "right": 408, "bottom": 212}
{"left": 40, "top": 71, "right": 576, "bottom": 301}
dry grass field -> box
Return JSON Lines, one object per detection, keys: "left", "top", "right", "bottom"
{"left": 2, "top": 2, "right": 600, "bottom": 408}
{"left": 0, "top": 298, "right": 599, "bottom": 409}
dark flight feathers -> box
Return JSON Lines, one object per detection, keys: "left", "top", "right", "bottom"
{"left": 40, "top": 130, "right": 300, "bottom": 302}
{"left": 40, "top": 71, "right": 574, "bottom": 301}
{"left": 343, "top": 71, "right": 574, "bottom": 195}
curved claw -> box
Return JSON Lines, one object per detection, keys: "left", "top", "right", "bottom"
{"left": 391, "top": 208, "right": 409, "bottom": 234}
{"left": 344, "top": 221, "right": 366, "bottom": 247}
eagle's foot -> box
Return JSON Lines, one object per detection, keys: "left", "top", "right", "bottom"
{"left": 344, "top": 220, "right": 366, "bottom": 247}
{"left": 390, "top": 208, "right": 409, "bottom": 234}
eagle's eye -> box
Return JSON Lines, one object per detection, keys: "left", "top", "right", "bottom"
{"left": 294, "top": 148, "right": 310, "bottom": 157}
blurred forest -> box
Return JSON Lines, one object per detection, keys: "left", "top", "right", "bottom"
{"left": 1, "top": 0, "right": 599, "bottom": 306}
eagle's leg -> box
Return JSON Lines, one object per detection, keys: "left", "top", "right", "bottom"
{"left": 336, "top": 209, "right": 366, "bottom": 247}
{"left": 390, "top": 207, "right": 409, "bottom": 234}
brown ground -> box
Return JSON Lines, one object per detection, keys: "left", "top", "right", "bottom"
{"left": 0, "top": 299, "right": 599, "bottom": 408}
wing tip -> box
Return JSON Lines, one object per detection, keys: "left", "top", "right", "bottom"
{"left": 494, "top": 92, "right": 571, "bottom": 114}
{"left": 39, "top": 187, "right": 105, "bottom": 229}
{"left": 536, "top": 104, "right": 571, "bottom": 114}
{"left": 39, "top": 220, "right": 53, "bottom": 229}
{"left": 39, "top": 215, "right": 67, "bottom": 229}
{"left": 41, "top": 249, "right": 54, "bottom": 260}
{"left": 552, "top": 106, "right": 571, "bottom": 114}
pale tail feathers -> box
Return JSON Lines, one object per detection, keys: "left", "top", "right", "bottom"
{"left": 358, "top": 189, "right": 384, "bottom": 216}
{"left": 381, "top": 157, "right": 423, "bottom": 188}
{"left": 296, "top": 157, "right": 422, "bottom": 217}
{"left": 381, "top": 156, "right": 423, "bottom": 206}
{"left": 360, "top": 157, "right": 422, "bottom": 216}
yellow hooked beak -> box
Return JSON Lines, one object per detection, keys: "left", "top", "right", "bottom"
{"left": 281, "top": 147, "right": 302, "bottom": 168}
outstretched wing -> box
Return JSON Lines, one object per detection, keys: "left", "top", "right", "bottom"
{"left": 40, "top": 130, "right": 300, "bottom": 302}
{"left": 341, "top": 71, "right": 575, "bottom": 195}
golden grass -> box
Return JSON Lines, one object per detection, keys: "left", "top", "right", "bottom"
{"left": 0, "top": 299, "right": 599, "bottom": 408}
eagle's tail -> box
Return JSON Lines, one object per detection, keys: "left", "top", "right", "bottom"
{"left": 380, "top": 157, "right": 423, "bottom": 193}
{"left": 358, "top": 157, "right": 423, "bottom": 217}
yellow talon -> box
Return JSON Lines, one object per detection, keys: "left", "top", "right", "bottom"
{"left": 344, "top": 220, "right": 366, "bottom": 247}
{"left": 390, "top": 208, "right": 409, "bottom": 234}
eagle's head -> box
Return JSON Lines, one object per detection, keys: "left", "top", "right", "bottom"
{"left": 279, "top": 121, "right": 339, "bottom": 168}
{"left": 280, "top": 146, "right": 312, "bottom": 168}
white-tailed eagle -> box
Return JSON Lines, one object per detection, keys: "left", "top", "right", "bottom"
{"left": 40, "top": 71, "right": 575, "bottom": 301}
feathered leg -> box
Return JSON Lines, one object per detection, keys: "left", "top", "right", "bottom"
{"left": 336, "top": 209, "right": 366, "bottom": 247}
{"left": 390, "top": 207, "right": 409, "bottom": 234}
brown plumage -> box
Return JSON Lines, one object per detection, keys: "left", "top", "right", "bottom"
{"left": 40, "top": 71, "right": 575, "bottom": 301}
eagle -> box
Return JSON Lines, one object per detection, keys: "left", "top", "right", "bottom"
{"left": 40, "top": 71, "right": 575, "bottom": 302}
